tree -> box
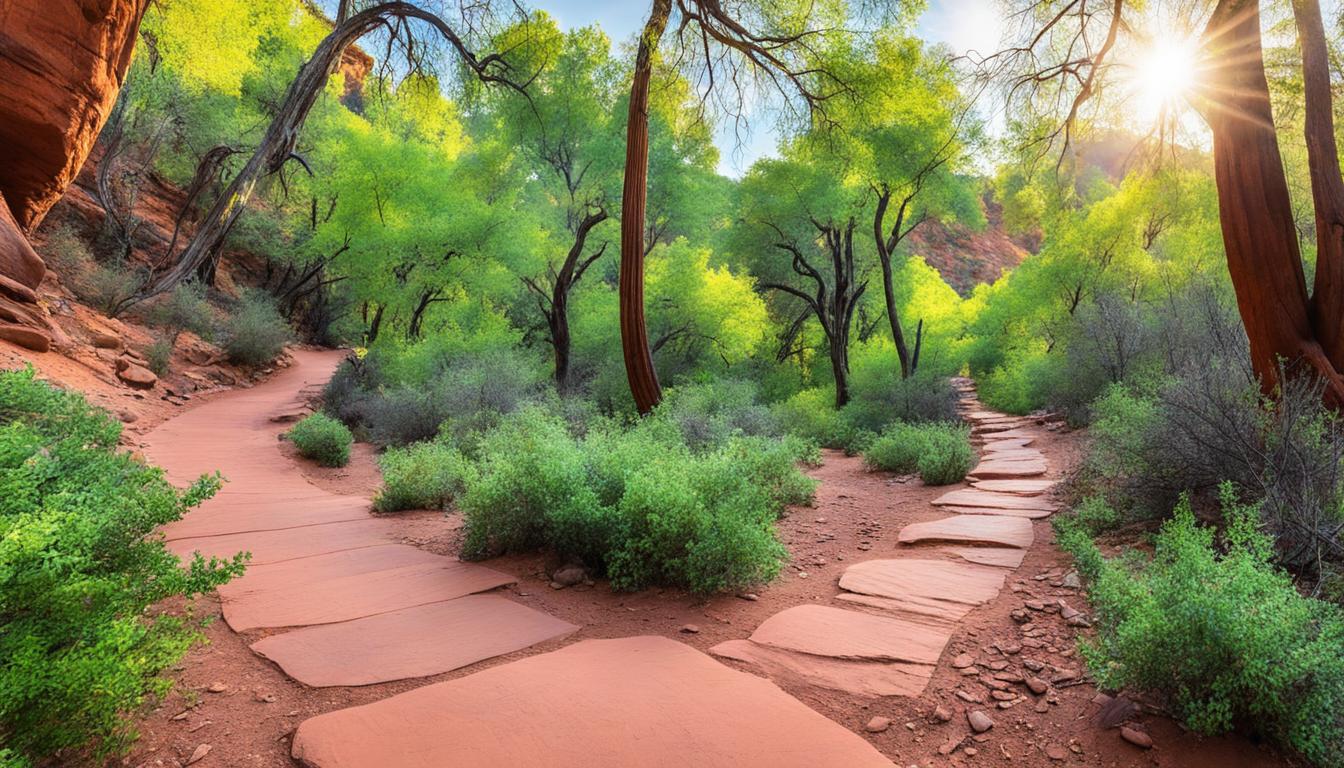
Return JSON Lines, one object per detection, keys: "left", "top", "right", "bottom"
{"left": 984, "top": 0, "right": 1344, "bottom": 405}
{"left": 488, "top": 18, "right": 623, "bottom": 392}
{"left": 617, "top": 0, "right": 909, "bottom": 413}
{"left": 735, "top": 154, "right": 871, "bottom": 407}
{"left": 132, "top": 0, "right": 527, "bottom": 305}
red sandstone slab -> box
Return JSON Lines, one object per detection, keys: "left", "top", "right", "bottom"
{"left": 898, "top": 515, "right": 1035, "bottom": 548}
{"left": 971, "top": 479, "right": 1055, "bottom": 495}
{"left": 710, "top": 639, "right": 932, "bottom": 698}
{"left": 834, "top": 592, "right": 967, "bottom": 626}
{"left": 167, "top": 518, "right": 399, "bottom": 565}
{"left": 975, "top": 427, "right": 1037, "bottom": 440}
{"left": 977, "top": 448, "right": 1044, "bottom": 462}
{"left": 839, "top": 559, "right": 1005, "bottom": 607}
{"left": 161, "top": 496, "right": 372, "bottom": 540}
{"left": 932, "top": 488, "right": 1057, "bottom": 512}
{"left": 291, "top": 636, "right": 895, "bottom": 768}
{"left": 218, "top": 544, "right": 447, "bottom": 597}
{"left": 983, "top": 437, "right": 1035, "bottom": 451}
{"left": 252, "top": 595, "right": 578, "bottom": 686}
{"left": 942, "top": 505, "right": 1053, "bottom": 519}
{"left": 748, "top": 605, "right": 947, "bottom": 665}
{"left": 221, "top": 549, "right": 515, "bottom": 630}
{"left": 943, "top": 546, "right": 1028, "bottom": 568}
{"left": 969, "top": 458, "right": 1048, "bottom": 479}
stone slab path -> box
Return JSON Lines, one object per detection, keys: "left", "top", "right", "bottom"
{"left": 143, "top": 350, "right": 575, "bottom": 685}
{"left": 710, "top": 377, "right": 1056, "bottom": 701}
{"left": 290, "top": 636, "right": 896, "bottom": 768}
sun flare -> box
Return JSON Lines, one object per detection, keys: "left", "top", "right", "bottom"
{"left": 1130, "top": 33, "right": 1200, "bottom": 125}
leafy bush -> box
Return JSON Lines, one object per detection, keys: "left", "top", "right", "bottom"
{"left": 865, "top": 421, "right": 973, "bottom": 485}
{"left": 374, "top": 441, "right": 476, "bottom": 512}
{"left": 655, "top": 378, "right": 778, "bottom": 450}
{"left": 458, "top": 406, "right": 800, "bottom": 595}
{"left": 773, "top": 387, "right": 869, "bottom": 451}
{"left": 916, "top": 426, "right": 975, "bottom": 485}
{"left": 287, "top": 413, "right": 352, "bottom": 467}
{"left": 844, "top": 367, "right": 959, "bottom": 431}
{"left": 146, "top": 283, "right": 214, "bottom": 343}
{"left": 146, "top": 336, "right": 173, "bottom": 376}
{"left": 223, "top": 291, "right": 293, "bottom": 366}
{"left": 0, "top": 368, "right": 244, "bottom": 763}
{"left": 1060, "top": 487, "right": 1344, "bottom": 766}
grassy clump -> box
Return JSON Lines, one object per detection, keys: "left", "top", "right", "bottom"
{"left": 457, "top": 406, "right": 812, "bottom": 596}
{"left": 1058, "top": 485, "right": 1344, "bottom": 767}
{"left": 864, "top": 421, "right": 973, "bottom": 485}
{"left": 223, "top": 292, "right": 293, "bottom": 367}
{"left": 374, "top": 441, "right": 477, "bottom": 513}
{"left": 287, "top": 413, "right": 353, "bottom": 467}
{"left": 0, "top": 367, "right": 245, "bottom": 764}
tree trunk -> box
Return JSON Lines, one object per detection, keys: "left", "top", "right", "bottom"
{"left": 550, "top": 293, "right": 572, "bottom": 391}
{"left": 1199, "top": 0, "right": 1344, "bottom": 405}
{"left": 831, "top": 339, "right": 851, "bottom": 407}
{"left": 873, "top": 189, "right": 913, "bottom": 377}
{"left": 619, "top": 0, "right": 672, "bottom": 415}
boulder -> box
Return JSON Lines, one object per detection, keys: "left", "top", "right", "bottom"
{"left": 0, "top": 195, "right": 44, "bottom": 289}
{"left": 117, "top": 362, "right": 157, "bottom": 389}
{"left": 0, "top": 322, "right": 51, "bottom": 352}
{"left": 0, "top": 0, "right": 150, "bottom": 232}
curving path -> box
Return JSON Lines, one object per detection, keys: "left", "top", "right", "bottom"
{"left": 710, "top": 378, "right": 1057, "bottom": 699}
{"left": 147, "top": 349, "right": 897, "bottom": 767}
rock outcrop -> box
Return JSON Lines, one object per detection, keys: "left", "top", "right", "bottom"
{"left": 0, "top": 0, "right": 149, "bottom": 351}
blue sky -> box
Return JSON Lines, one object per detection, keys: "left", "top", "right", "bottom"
{"left": 540, "top": 0, "right": 1003, "bottom": 176}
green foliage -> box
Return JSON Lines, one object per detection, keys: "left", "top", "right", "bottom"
{"left": 374, "top": 441, "right": 477, "bottom": 513}
{"left": 223, "top": 292, "right": 293, "bottom": 367}
{"left": 146, "top": 337, "right": 173, "bottom": 376}
{"left": 458, "top": 405, "right": 805, "bottom": 595}
{"left": 864, "top": 421, "right": 972, "bottom": 484}
{"left": 0, "top": 368, "right": 244, "bottom": 763}
{"left": 1060, "top": 488, "right": 1344, "bottom": 766}
{"left": 146, "top": 283, "right": 215, "bottom": 342}
{"left": 287, "top": 413, "right": 352, "bottom": 467}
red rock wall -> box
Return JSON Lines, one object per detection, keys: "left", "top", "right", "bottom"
{"left": 0, "top": 0, "right": 151, "bottom": 233}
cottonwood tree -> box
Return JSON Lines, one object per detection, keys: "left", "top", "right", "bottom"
{"left": 981, "top": 0, "right": 1344, "bottom": 406}
{"left": 617, "top": 0, "right": 911, "bottom": 413}
{"left": 131, "top": 0, "right": 529, "bottom": 305}
{"left": 734, "top": 153, "right": 872, "bottom": 407}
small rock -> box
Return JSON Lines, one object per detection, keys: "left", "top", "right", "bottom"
{"left": 90, "top": 331, "right": 121, "bottom": 349}
{"left": 254, "top": 691, "right": 277, "bottom": 703}
{"left": 1025, "top": 677, "right": 1049, "bottom": 695}
{"left": 930, "top": 705, "right": 952, "bottom": 723}
{"left": 967, "top": 710, "right": 995, "bottom": 733}
{"left": 1045, "top": 743, "right": 1068, "bottom": 761}
{"left": 679, "top": 624, "right": 700, "bottom": 634}
{"left": 737, "top": 593, "right": 759, "bottom": 602}
{"left": 551, "top": 564, "right": 587, "bottom": 586}
{"left": 549, "top": 581, "right": 566, "bottom": 590}
{"left": 1096, "top": 696, "right": 1138, "bottom": 728}
{"left": 864, "top": 716, "right": 891, "bottom": 733}
{"left": 951, "top": 653, "right": 975, "bottom": 669}
{"left": 797, "top": 571, "right": 809, "bottom": 579}
{"left": 996, "top": 641, "right": 1023, "bottom": 655}
{"left": 1034, "top": 700, "right": 1050, "bottom": 713}
{"left": 206, "top": 682, "right": 228, "bottom": 693}
{"left": 956, "top": 690, "right": 985, "bottom": 704}
{"left": 186, "top": 743, "right": 211, "bottom": 765}
{"left": 117, "top": 362, "right": 158, "bottom": 390}
{"left": 1067, "top": 614, "right": 1092, "bottom": 628}
{"left": 1062, "top": 571, "right": 1082, "bottom": 589}
{"left": 938, "top": 738, "right": 962, "bottom": 756}
{"left": 964, "top": 747, "right": 978, "bottom": 757}
{"left": 1120, "top": 726, "right": 1153, "bottom": 749}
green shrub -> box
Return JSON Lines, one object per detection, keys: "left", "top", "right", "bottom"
{"left": 223, "top": 292, "right": 293, "bottom": 366}
{"left": 287, "top": 413, "right": 352, "bottom": 467}
{"left": 916, "top": 425, "right": 974, "bottom": 485}
{"left": 146, "top": 336, "right": 173, "bottom": 376}
{"left": 146, "top": 283, "right": 214, "bottom": 342}
{"left": 865, "top": 421, "right": 973, "bottom": 485}
{"left": 374, "top": 441, "right": 476, "bottom": 512}
{"left": 0, "top": 367, "right": 245, "bottom": 763}
{"left": 655, "top": 378, "right": 778, "bottom": 450}
{"left": 1061, "top": 486, "right": 1344, "bottom": 766}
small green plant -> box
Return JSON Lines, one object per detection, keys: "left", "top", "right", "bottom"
{"left": 223, "top": 292, "right": 293, "bottom": 366}
{"left": 287, "top": 413, "right": 352, "bottom": 467}
{"left": 374, "top": 441, "right": 476, "bottom": 512}
{"left": 916, "top": 425, "right": 974, "bottom": 485}
{"left": 0, "top": 367, "right": 244, "bottom": 763}
{"left": 1060, "top": 485, "right": 1344, "bottom": 766}
{"left": 147, "top": 283, "right": 214, "bottom": 343}
{"left": 146, "top": 336, "right": 173, "bottom": 376}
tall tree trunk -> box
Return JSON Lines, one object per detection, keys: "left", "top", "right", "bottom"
{"left": 873, "top": 189, "right": 913, "bottom": 377}
{"left": 619, "top": 0, "right": 672, "bottom": 415}
{"left": 1293, "top": 0, "right": 1344, "bottom": 368}
{"left": 1199, "top": 0, "right": 1344, "bottom": 405}
{"left": 550, "top": 292, "right": 572, "bottom": 391}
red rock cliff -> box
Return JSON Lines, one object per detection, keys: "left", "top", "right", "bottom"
{"left": 0, "top": 0, "right": 149, "bottom": 350}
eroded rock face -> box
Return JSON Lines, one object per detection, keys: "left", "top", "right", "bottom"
{"left": 0, "top": 0, "right": 150, "bottom": 232}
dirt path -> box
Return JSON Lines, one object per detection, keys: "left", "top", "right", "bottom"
{"left": 124, "top": 362, "right": 1291, "bottom": 767}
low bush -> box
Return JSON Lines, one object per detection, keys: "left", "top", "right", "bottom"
{"left": 287, "top": 413, "right": 352, "bottom": 467}
{"left": 458, "top": 406, "right": 804, "bottom": 595}
{"left": 374, "top": 441, "right": 476, "bottom": 512}
{"left": 865, "top": 421, "right": 973, "bottom": 485}
{"left": 146, "top": 283, "right": 214, "bottom": 343}
{"left": 146, "top": 336, "right": 173, "bottom": 376}
{"left": 223, "top": 292, "right": 293, "bottom": 367}
{"left": 1060, "top": 486, "right": 1344, "bottom": 766}
{"left": 0, "top": 367, "right": 244, "bottom": 764}
{"left": 656, "top": 378, "right": 778, "bottom": 450}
